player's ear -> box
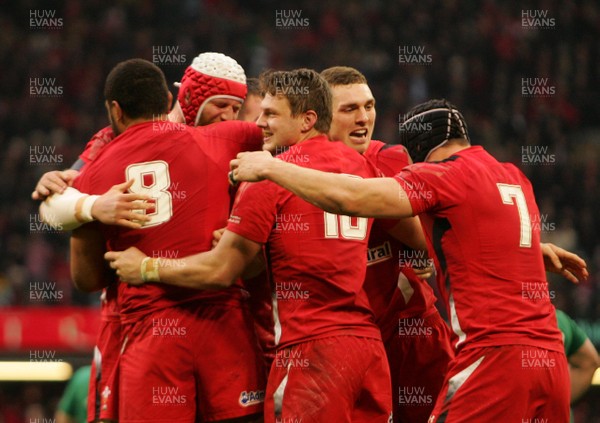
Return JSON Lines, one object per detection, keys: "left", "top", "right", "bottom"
{"left": 166, "top": 92, "right": 173, "bottom": 112}
{"left": 301, "top": 110, "right": 318, "bottom": 132}
{"left": 105, "top": 100, "right": 122, "bottom": 123}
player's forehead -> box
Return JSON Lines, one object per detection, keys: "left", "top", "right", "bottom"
{"left": 206, "top": 97, "right": 242, "bottom": 108}
{"left": 261, "top": 93, "right": 291, "bottom": 114}
{"left": 331, "top": 83, "right": 374, "bottom": 108}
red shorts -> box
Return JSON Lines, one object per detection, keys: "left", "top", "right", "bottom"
{"left": 429, "top": 345, "right": 569, "bottom": 422}
{"left": 119, "top": 302, "right": 266, "bottom": 423}
{"left": 264, "top": 335, "right": 392, "bottom": 423}
{"left": 88, "top": 318, "right": 121, "bottom": 422}
{"left": 384, "top": 309, "right": 454, "bottom": 423}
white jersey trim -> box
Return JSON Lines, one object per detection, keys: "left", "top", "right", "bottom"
{"left": 449, "top": 293, "right": 466, "bottom": 348}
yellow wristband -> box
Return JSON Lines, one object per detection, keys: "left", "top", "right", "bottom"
{"left": 140, "top": 257, "right": 160, "bottom": 282}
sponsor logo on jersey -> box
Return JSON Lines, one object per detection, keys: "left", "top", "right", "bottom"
{"left": 239, "top": 390, "right": 265, "bottom": 407}
{"left": 367, "top": 241, "right": 392, "bottom": 266}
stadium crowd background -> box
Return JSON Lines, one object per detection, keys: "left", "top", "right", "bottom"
{"left": 0, "top": 0, "right": 599, "bottom": 421}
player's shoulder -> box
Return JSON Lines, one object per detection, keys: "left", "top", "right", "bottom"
{"left": 366, "top": 140, "right": 412, "bottom": 175}
{"left": 196, "top": 120, "right": 260, "bottom": 138}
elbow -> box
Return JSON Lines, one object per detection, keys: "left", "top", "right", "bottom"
{"left": 72, "top": 275, "right": 103, "bottom": 293}
{"left": 332, "top": 192, "right": 362, "bottom": 217}
{"left": 207, "top": 268, "right": 236, "bottom": 290}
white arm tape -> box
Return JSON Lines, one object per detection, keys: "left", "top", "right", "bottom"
{"left": 39, "top": 187, "right": 100, "bottom": 231}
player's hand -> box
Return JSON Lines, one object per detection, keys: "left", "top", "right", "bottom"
{"left": 229, "top": 151, "right": 276, "bottom": 183}
{"left": 105, "top": 247, "right": 147, "bottom": 285}
{"left": 92, "top": 180, "right": 153, "bottom": 229}
{"left": 413, "top": 265, "right": 434, "bottom": 279}
{"left": 31, "top": 169, "right": 79, "bottom": 200}
{"left": 212, "top": 227, "right": 226, "bottom": 249}
{"left": 541, "top": 242, "right": 588, "bottom": 284}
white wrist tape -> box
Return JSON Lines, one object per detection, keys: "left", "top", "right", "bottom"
{"left": 39, "top": 187, "right": 100, "bottom": 231}
{"left": 141, "top": 257, "right": 161, "bottom": 282}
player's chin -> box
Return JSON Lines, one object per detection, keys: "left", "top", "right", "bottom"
{"left": 262, "top": 139, "right": 276, "bottom": 154}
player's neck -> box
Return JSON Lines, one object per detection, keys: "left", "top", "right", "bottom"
{"left": 427, "top": 140, "right": 470, "bottom": 161}
{"left": 122, "top": 115, "right": 167, "bottom": 131}
{"left": 297, "top": 128, "right": 325, "bottom": 144}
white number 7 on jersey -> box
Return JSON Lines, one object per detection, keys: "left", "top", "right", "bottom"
{"left": 497, "top": 183, "right": 532, "bottom": 247}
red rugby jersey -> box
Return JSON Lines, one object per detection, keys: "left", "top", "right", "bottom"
{"left": 74, "top": 120, "right": 263, "bottom": 322}
{"left": 226, "top": 136, "right": 381, "bottom": 349}
{"left": 394, "top": 146, "right": 563, "bottom": 353}
{"left": 363, "top": 141, "right": 438, "bottom": 336}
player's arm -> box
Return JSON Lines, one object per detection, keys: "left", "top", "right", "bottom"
{"left": 70, "top": 222, "right": 114, "bottom": 292}
{"left": 212, "top": 227, "right": 265, "bottom": 279}
{"left": 231, "top": 151, "right": 413, "bottom": 219}
{"left": 568, "top": 338, "right": 600, "bottom": 402}
{"left": 31, "top": 169, "right": 80, "bottom": 200}
{"left": 105, "top": 230, "right": 262, "bottom": 289}
{"left": 386, "top": 216, "right": 428, "bottom": 252}
{"left": 39, "top": 180, "right": 152, "bottom": 230}
{"left": 541, "top": 242, "right": 588, "bottom": 283}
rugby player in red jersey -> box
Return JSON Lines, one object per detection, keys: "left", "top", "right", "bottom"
{"left": 70, "top": 59, "right": 265, "bottom": 423}
{"left": 321, "top": 66, "right": 454, "bottom": 423}
{"left": 227, "top": 99, "right": 588, "bottom": 422}
{"left": 35, "top": 52, "right": 256, "bottom": 423}
{"left": 106, "top": 69, "right": 397, "bottom": 423}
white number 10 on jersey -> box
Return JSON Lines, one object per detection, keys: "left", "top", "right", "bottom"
{"left": 126, "top": 161, "right": 173, "bottom": 228}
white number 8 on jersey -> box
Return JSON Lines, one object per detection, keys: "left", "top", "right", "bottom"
{"left": 126, "top": 161, "right": 173, "bottom": 228}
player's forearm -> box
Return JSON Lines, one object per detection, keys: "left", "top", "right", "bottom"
{"left": 569, "top": 339, "right": 600, "bottom": 402}
{"left": 70, "top": 224, "right": 112, "bottom": 292}
{"left": 155, "top": 254, "right": 239, "bottom": 290}
{"left": 570, "top": 367, "right": 596, "bottom": 402}
{"left": 388, "top": 216, "right": 428, "bottom": 252}
{"left": 40, "top": 187, "right": 99, "bottom": 231}
{"left": 261, "top": 160, "right": 412, "bottom": 218}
